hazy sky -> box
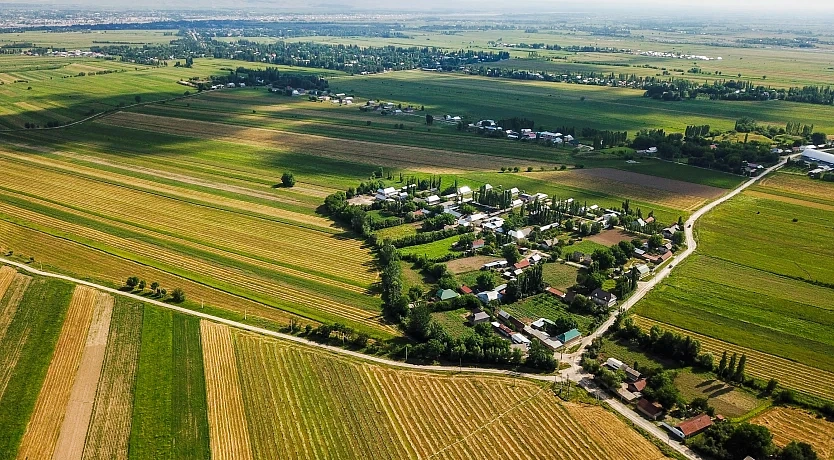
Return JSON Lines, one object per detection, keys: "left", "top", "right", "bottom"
{"left": 8, "top": 0, "right": 834, "bottom": 14}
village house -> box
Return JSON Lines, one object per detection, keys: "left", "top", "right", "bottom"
{"left": 590, "top": 288, "right": 618, "bottom": 308}
{"left": 436, "top": 289, "right": 460, "bottom": 301}
{"left": 459, "top": 285, "right": 474, "bottom": 295}
{"left": 468, "top": 311, "right": 490, "bottom": 325}
{"left": 477, "top": 290, "right": 501, "bottom": 305}
{"left": 471, "top": 239, "right": 485, "bottom": 250}
{"left": 513, "top": 259, "right": 531, "bottom": 270}
{"left": 634, "top": 264, "right": 651, "bottom": 279}
{"left": 375, "top": 187, "right": 398, "bottom": 201}
{"left": 636, "top": 399, "right": 664, "bottom": 421}
{"left": 662, "top": 225, "right": 680, "bottom": 240}
{"left": 676, "top": 414, "right": 713, "bottom": 439}
{"left": 628, "top": 378, "right": 647, "bottom": 393}
{"left": 556, "top": 328, "right": 581, "bottom": 346}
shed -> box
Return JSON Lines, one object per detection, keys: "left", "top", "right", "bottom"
{"left": 469, "top": 311, "right": 490, "bottom": 325}
{"left": 477, "top": 290, "right": 500, "bottom": 305}
{"left": 628, "top": 378, "right": 647, "bottom": 393}
{"left": 556, "top": 328, "right": 581, "bottom": 345}
{"left": 636, "top": 399, "right": 664, "bottom": 420}
{"left": 545, "top": 287, "right": 565, "bottom": 299}
{"left": 606, "top": 357, "right": 624, "bottom": 370}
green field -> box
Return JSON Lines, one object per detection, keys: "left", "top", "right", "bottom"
{"left": 0, "top": 276, "right": 74, "bottom": 457}
{"left": 399, "top": 235, "right": 463, "bottom": 259}
{"left": 503, "top": 293, "right": 594, "bottom": 333}
{"left": 542, "top": 263, "right": 579, "bottom": 290}
{"left": 129, "top": 306, "right": 210, "bottom": 459}
{"left": 634, "top": 189, "right": 834, "bottom": 381}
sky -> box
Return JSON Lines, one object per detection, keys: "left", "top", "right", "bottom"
{"left": 6, "top": 0, "right": 834, "bottom": 14}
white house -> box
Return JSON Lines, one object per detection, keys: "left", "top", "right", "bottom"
{"left": 375, "top": 187, "right": 398, "bottom": 201}
{"left": 425, "top": 195, "right": 441, "bottom": 205}
{"left": 477, "top": 290, "right": 501, "bottom": 304}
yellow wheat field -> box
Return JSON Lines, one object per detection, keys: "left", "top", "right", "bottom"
{"left": 200, "top": 320, "right": 254, "bottom": 460}
{"left": 16, "top": 285, "right": 98, "bottom": 460}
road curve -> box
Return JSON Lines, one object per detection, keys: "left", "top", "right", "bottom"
{"left": 0, "top": 157, "right": 789, "bottom": 460}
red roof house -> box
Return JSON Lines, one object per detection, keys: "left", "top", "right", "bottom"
{"left": 545, "top": 287, "right": 565, "bottom": 298}
{"left": 513, "top": 259, "right": 530, "bottom": 270}
{"left": 677, "top": 414, "right": 713, "bottom": 438}
{"left": 459, "top": 285, "right": 473, "bottom": 295}
{"left": 627, "top": 378, "right": 647, "bottom": 393}
{"left": 636, "top": 399, "right": 664, "bottom": 420}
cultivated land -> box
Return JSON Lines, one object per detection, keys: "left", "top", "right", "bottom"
{"left": 634, "top": 184, "right": 834, "bottom": 394}
{"left": 752, "top": 407, "right": 834, "bottom": 460}
{"left": 0, "top": 266, "right": 671, "bottom": 459}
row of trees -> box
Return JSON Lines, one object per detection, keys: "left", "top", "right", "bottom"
{"left": 124, "top": 276, "right": 185, "bottom": 302}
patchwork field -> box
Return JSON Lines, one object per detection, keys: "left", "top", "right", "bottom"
{"left": 632, "top": 316, "right": 834, "bottom": 402}
{"left": 633, "top": 183, "right": 834, "bottom": 401}
{"left": 0, "top": 267, "right": 672, "bottom": 459}
{"left": 673, "top": 371, "right": 760, "bottom": 419}
{"left": 752, "top": 407, "right": 834, "bottom": 460}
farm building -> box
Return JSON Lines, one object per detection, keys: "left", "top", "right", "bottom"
{"left": 469, "top": 311, "right": 490, "bottom": 325}
{"left": 425, "top": 195, "right": 441, "bottom": 205}
{"left": 622, "top": 365, "right": 641, "bottom": 381}
{"left": 531, "top": 318, "right": 555, "bottom": 331}
{"left": 606, "top": 358, "right": 624, "bottom": 370}
{"left": 676, "top": 414, "right": 713, "bottom": 439}
{"left": 556, "top": 328, "right": 581, "bottom": 345}
{"left": 801, "top": 148, "right": 834, "bottom": 168}
{"left": 590, "top": 289, "right": 617, "bottom": 307}
{"left": 634, "top": 264, "right": 651, "bottom": 278}
{"left": 628, "top": 379, "right": 647, "bottom": 393}
{"left": 477, "top": 290, "right": 501, "bottom": 305}
{"left": 636, "top": 399, "right": 664, "bottom": 421}
{"left": 545, "top": 287, "right": 565, "bottom": 299}
{"left": 514, "top": 259, "right": 531, "bottom": 270}
{"left": 482, "top": 260, "right": 508, "bottom": 270}
{"left": 617, "top": 385, "right": 640, "bottom": 403}
{"left": 437, "top": 289, "right": 460, "bottom": 301}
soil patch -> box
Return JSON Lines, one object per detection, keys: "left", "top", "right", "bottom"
{"left": 587, "top": 229, "right": 633, "bottom": 246}
{"left": 573, "top": 168, "right": 725, "bottom": 199}
{"left": 445, "top": 256, "right": 500, "bottom": 274}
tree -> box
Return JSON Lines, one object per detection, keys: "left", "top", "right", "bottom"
{"left": 125, "top": 276, "right": 139, "bottom": 289}
{"left": 525, "top": 339, "right": 556, "bottom": 372}
{"left": 406, "top": 304, "right": 433, "bottom": 341}
{"left": 734, "top": 354, "right": 747, "bottom": 382}
{"left": 138, "top": 279, "right": 146, "bottom": 291}
{"left": 727, "top": 353, "right": 738, "bottom": 380}
{"left": 476, "top": 271, "right": 496, "bottom": 291}
{"left": 281, "top": 171, "right": 296, "bottom": 187}
{"left": 591, "top": 248, "right": 616, "bottom": 270}
{"left": 426, "top": 114, "right": 433, "bottom": 125}
{"left": 765, "top": 378, "right": 778, "bottom": 394}
{"left": 134, "top": 95, "right": 141, "bottom": 104}
{"left": 672, "top": 231, "right": 685, "bottom": 246}
{"left": 811, "top": 132, "right": 827, "bottom": 146}
{"left": 717, "top": 351, "right": 728, "bottom": 377}
{"left": 502, "top": 244, "right": 522, "bottom": 265}
{"left": 648, "top": 234, "right": 664, "bottom": 248}
{"left": 150, "top": 281, "right": 159, "bottom": 293}
{"left": 171, "top": 287, "right": 186, "bottom": 303}
{"left": 726, "top": 423, "right": 773, "bottom": 460}
{"left": 780, "top": 441, "right": 819, "bottom": 460}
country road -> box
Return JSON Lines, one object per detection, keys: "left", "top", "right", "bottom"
{"left": 0, "top": 156, "right": 790, "bottom": 460}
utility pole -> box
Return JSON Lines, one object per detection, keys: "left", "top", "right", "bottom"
{"left": 405, "top": 345, "right": 408, "bottom": 362}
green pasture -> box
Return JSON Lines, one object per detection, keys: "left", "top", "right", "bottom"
{"left": 634, "top": 255, "right": 834, "bottom": 373}
{"left": 399, "top": 235, "right": 463, "bottom": 260}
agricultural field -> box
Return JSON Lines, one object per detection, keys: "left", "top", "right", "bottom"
{"left": 224, "top": 322, "right": 669, "bottom": 460}
{"left": 329, "top": 71, "right": 834, "bottom": 134}
{"left": 399, "top": 235, "right": 464, "bottom": 260}
{"left": 542, "top": 263, "right": 579, "bottom": 291}
{"left": 673, "top": 371, "right": 761, "bottom": 419}
{"left": 752, "top": 407, "right": 834, "bottom": 460}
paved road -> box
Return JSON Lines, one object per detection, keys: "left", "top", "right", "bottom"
{"left": 0, "top": 157, "right": 790, "bottom": 460}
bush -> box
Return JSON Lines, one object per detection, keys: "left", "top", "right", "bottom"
{"left": 171, "top": 287, "right": 186, "bottom": 303}
{"left": 281, "top": 171, "right": 296, "bottom": 187}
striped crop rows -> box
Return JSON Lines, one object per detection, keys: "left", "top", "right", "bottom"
{"left": 633, "top": 315, "right": 834, "bottom": 401}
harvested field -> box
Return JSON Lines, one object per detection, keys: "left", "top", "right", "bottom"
{"left": 0, "top": 270, "right": 30, "bottom": 346}
{"left": 97, "top": 112, "right": 553, "bottom": 173}
{"left": 533, "top": 169, "right": 716, "bottom": 211}
{"left": 632, "top": 316, "right": 834, "bottom": 402}
{"left": 445, "top": 255, "right": 499, "bottom": 274}
{"left": 0, "top": 219, "right": 300, "bottom": 330}
{"left": 574, "top": 168, "right": 726, "bottom": 199}
{"left": 674, "top": 371, "right": 759, "bottom": 419}
{"left": 53, "top": 292, "right": 114, "bottom": 460}
{"left": 752, "top": 407, "right": 834, "bottom": 459}
{"left": 16, "top": 285, "right": 98, "bottom": 460}
{"left": 231, "top": 325, "right": 667, "bottom": 460}
{"left": 744, "top": 189, "right": 834, "bottom": 212}
{"left": 586, "top": 229, "right": 633, "bottom": 246}
{"left": 82, "top": 298, "right": 144, "bottom": 460}
{"left": 758, "top": 171, "right": 834, "bottom": 205}
{"left": 201, "top": 321, "right": 253, "bottom": 460}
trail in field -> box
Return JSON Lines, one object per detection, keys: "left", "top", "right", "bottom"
{"left": 16, "top": 285, "right": 98, "bottom": 460}
{"left": 81, "top": 300, "right": 143, "bottom": 460}
{"left": 53, "top": 292, "right": 114, "bottom": 460}
{"left": 200, "top": 320, "right": 254, "bottom": 460}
